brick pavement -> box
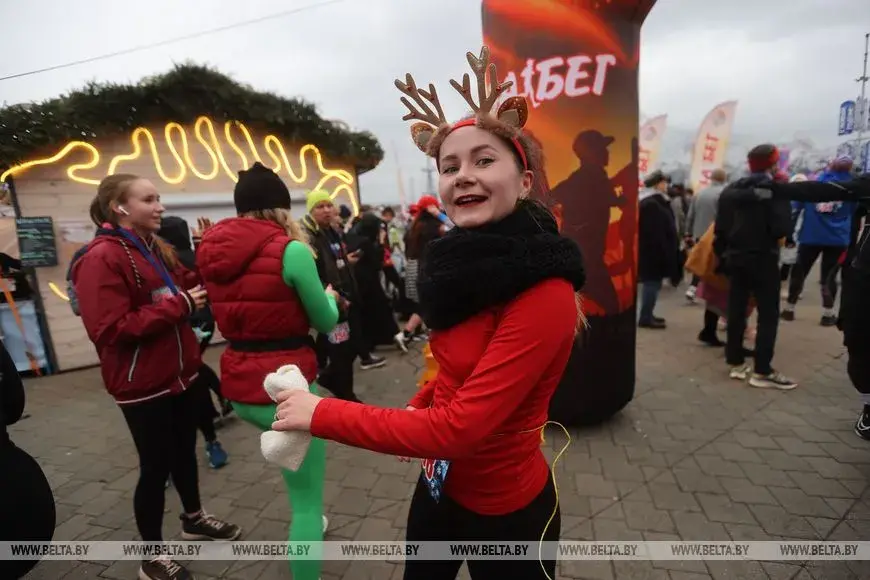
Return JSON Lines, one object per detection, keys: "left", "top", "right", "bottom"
{"left": 12, "top": 284, "right": 870, "bottom": 580}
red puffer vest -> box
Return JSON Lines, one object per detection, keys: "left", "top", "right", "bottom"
{"left": 196, "top": 218, "right": 316, "bottom": 404}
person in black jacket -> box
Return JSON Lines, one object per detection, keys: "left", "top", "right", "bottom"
{"left": 302, "top": 191, "right": 366, "bottom": 402}
{"left": 736, "top": 173, "right": 870, "bottom": 437}
{"left": 0, "top": 340, "right": 56, "bottom": 579}
{"left": 637, "top": 170, "right": 679, "bottom": 329}
{"left": 349, "top": 212, "right": 401, "bottom": 356}
{"left": 158, "top": 216, "right": 229, "bottom": 469}
{"left": 714, "top": 144, "right": 797, "bottom": 390}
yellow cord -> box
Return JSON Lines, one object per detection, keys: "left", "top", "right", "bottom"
{"left": 539, "top": 420, "right": 571, "bottom": 580}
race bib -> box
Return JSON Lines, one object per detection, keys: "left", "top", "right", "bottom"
{"left": 151, "top": 286, "right": 173, "bottom": 303}
{"left": 421, "top": 458, "right": 451, "bottom": 502}
{"left": 327, "top": 321, "right": 350, "bottom": 344}
{"left": 815, "top": 202, "right": 842, "bottom": 214}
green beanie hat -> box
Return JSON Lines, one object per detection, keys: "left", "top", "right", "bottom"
{"left": 306, "top": 190, "right": 333, "bottom": 214}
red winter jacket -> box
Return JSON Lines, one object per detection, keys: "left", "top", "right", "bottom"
{"left": 310, "top": 278, "right": 577, "bottom": 515}
{"left": 196, "top": 218, "right": 317, "bottom": 405}
{"left": 71, "top": 227, "right": 202, "bottom": 405}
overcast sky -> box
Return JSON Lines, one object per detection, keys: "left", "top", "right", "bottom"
{"left": 1, "top": 0, "right": 866, "bottom": 204}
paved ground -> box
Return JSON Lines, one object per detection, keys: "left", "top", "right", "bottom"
{"left": 12, "top": 283, "right": 870, "bottom": 580}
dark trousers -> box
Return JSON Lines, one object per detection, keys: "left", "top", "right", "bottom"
{"left": 700, "top": 309, "right": 719, "bottom": 336}
{"left": 786, "top": 245, "right": 845, "bottom": 308}
{"left": 404, "top": 475, "right": 559, "bottom": 580}
{"left": 638, "top": 280, "right": 663, "bottom": 323}
{"left": 349, "top": 304, "right": 372, "bottom": 361}
{"left": 726, "top": 257, "right": 781, "bottom": 375}
{"left": 847, "top": 343, "right": 870, "bottom": 396}
{"left": 120, "top": 388, "right": 202, "bottom": 542}
{"left": 316, "top": 330, "right": 358, "bottom": 401}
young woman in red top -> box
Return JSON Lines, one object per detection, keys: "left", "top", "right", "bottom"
{"left": 71, "top": 175, "right": 240, "bottom": 580}
{"left": 271, "top": 46, "right": 586, "bottom": 580}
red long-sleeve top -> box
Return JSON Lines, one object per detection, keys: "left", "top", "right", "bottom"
{"left": 310, "top": 278, "right": 577, "bottom": 515}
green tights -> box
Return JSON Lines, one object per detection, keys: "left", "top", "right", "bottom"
{"left": 233, "top": 390, "right": 326, "bottom": 580}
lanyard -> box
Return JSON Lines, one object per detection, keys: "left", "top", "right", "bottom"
{"left": 117, "top": 228, "right": 178, "bottom": 295}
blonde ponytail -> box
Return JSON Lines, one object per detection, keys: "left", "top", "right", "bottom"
{"left": 239, "top": 208, "right": 314, "bottom": 256}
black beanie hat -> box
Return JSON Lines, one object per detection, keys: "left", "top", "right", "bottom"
{"left": 233, "top": 162, "right": 292, "bottom": 214}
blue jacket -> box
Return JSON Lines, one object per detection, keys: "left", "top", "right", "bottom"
{"left": 794, "top": 170, "right": 856, "bottom": 247}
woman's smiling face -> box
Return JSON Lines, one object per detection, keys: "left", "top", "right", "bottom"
{"left": 437, "top": 126, "right": 532, "bottom": 228}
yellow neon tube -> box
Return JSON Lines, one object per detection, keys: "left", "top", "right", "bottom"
{"left": 1, "top": 116, "right": 360, "bottom": 214}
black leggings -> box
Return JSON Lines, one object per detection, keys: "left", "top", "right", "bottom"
{"left": 786, "top": 245, "right": 845, "bottom": 308}
{"left": 404, "top": 475, "right": 560, "bottom": 580}
{"left": 192, "top": 364, "right": 221, "bottom": 443}
{"left": 120, "top": 388, "right": 202, "bottom": 542}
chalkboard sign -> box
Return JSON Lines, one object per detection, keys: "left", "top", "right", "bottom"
{"left": 15, "top": 216, "right": 58, "bottom": 267}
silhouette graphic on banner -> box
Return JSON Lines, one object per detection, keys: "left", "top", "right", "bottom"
{"left": 482, "top": 0, "right": 657, "bottom": 426}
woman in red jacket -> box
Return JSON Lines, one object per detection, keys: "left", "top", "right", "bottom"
{"left": 271, "top": 46, "right": 586, "bottom": 580}
{"left": 71, "top": 174, "right": 240, "bottom": 580}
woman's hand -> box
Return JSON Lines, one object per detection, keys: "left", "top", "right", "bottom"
{"left": 187, "top": 285, "right": 208, "bottom": 310}
{"left": 397, "top": 406, "right": 416, "bottom": 462}
{"left": 271, "top": 389, "right": 324, "bottom": 432}
{"left": 324, "top": 284, "right": 340, "bottom": 301}
{"left": 191, "top": 217, "right": 214, "bottom": 239}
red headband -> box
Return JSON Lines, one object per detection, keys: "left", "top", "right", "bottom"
{"left": 448, "top": 118, "right": 528, "bottom": 171}
{"left": 747, "top": 148, "right": 780, "bottom": 173}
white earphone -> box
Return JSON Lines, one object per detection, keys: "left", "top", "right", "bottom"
{"left": 118, "top": 206, "right": 130, "bottom": 216}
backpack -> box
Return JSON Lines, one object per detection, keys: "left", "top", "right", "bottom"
{"left": 66, "top": 245, "right": 91, "bottom": 316}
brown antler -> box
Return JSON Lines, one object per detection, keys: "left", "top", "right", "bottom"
{"left": 449, "top": 46, "right": 513, "bottom": 114}
{"left": 395, "top": 74, "right": 447, "bottom": 128}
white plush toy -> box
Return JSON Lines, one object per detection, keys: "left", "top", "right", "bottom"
{"left": 260, "top": 364, "right": 312, "bottom": 472}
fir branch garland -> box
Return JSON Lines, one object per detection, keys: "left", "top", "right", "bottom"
{"left": 0, "top": 62, "right": 384, "bottom": 174}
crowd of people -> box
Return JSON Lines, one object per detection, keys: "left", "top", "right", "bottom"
{"left": 3, "top": 44, "right": 870, "bottom": 580}
{"left": 46, "top": 159, "right": 462, "bottom": 579}
{"left": 637, "top": 149, "right": 870, "bottom": 432}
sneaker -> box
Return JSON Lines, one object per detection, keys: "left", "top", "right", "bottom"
{"left": 855, "top": 407, "right": 870, "bottom": 441}
{"left": 181, "top": 512, "right": 242, "bottom": 541}
{"left": 322, "top": 514, "right": 329, "bottom": 533}
{"left": 139, "top": 556, "right": 192, "bottom": 580}
{"left": 820, "top": 314, "right": 838, "bottom": 327}
{"left": 685, "top": 286, "right": 697, "bottom": 303}
{"left": 729, "top": 363, "right": 752, "bottom": 381}
{"left": 393, "top": 331, "right": 409, "bottom": 353}
{"left": 359, "top": 355, "right": 386, "bottom": 370}
{"left": 205, "top": 441, "right": 228, "bottom": 469}
{"left": 638, "top": 319, "right": 666, "bottom": 329}
{"left": 749, "top": 371, "right": 798, "bottom": 390}
{"left": 781, "top": 310, "right": 795, "bottom": 321}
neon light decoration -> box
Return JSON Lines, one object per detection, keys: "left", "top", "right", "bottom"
{"left": 0, "top": 116, "right": 359, "bottom": 214}
{"left": 48, "top": 282, "right": 69, "bottom": 302}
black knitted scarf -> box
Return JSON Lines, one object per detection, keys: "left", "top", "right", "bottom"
{"left": 418, "top": 200, "right": 586, "bottom": 330}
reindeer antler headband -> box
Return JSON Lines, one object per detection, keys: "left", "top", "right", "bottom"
{"left": 395, "top": 46, "right": 530, "bottom": 169}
